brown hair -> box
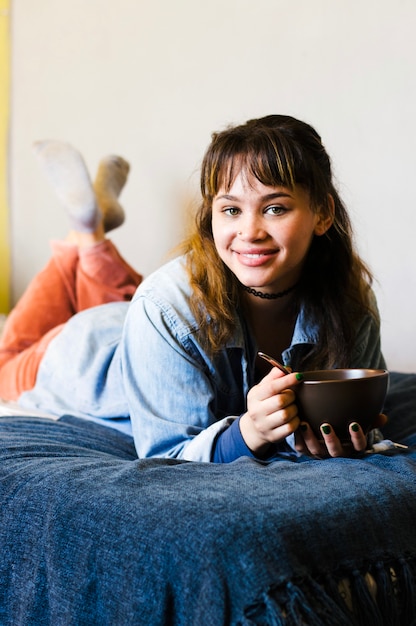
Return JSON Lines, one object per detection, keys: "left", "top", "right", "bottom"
{"left": 183, "top": 115, "right": 376, "bottom": 368}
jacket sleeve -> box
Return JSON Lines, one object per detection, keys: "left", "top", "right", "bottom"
{"left": 120, "top": 294, "right": 239, "bottom": 462}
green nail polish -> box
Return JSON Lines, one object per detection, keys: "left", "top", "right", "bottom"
{"left": 351, "top": 423, "right": 360, "bottom": 432}
{"left": 300, "top": 423, "right": 308, "bottom": 432}
{"left": 296, "top": 372, "right": 304, "bottom": 381}
{"left": 321, "top": 424, "right": 331, "bottom": 435}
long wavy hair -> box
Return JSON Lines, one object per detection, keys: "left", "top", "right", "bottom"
{"left": 182, "top": 115, "right": 376, "bottom": 368}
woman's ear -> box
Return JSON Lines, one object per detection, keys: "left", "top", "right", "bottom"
{"left": 314, "top": 194, "right": 335, "bottom": 236}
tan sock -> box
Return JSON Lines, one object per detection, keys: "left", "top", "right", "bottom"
{"left": 93, "top": 156, "right": 130, "bottom": 232}
{"left": 33, "top": 140, "right": 100, "bottom": 233}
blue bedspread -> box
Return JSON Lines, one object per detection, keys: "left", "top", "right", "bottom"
{"left": 0, "top": 372, "right": 415, "bottom": 626}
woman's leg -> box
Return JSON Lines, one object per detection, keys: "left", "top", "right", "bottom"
{"left": 0, "top": 326, "right": 66, "bottom": 402}
{"left": 0, "top": 140, "right": 141, "bottom": 400}
{"left": 0, "top": 239, "right": 142, "bottom": 400}
{"left": 76, "top": 239, "right": 142, "bottom": 308}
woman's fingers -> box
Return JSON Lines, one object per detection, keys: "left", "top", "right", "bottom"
{"left": 297, "top": 420, "right": 369, "bottom": 458}
{"left": 242, "top": 369, "right": 304, "bottom": 450}
{"left": 249, "top": 390, "right": 299, "bottom": 433}
{"left": 259, "top": 367, "right": 304, "bottom": 396}
{"left": 318, "top": 421, "right": 367, "bottom": 456}
{"left": 247, "top": 369, "right": 302, "bottom": 417}
{"left": 261, "top": 388, "right": 297, "bottom": 418}
{"left": 294, "top": 422, "right": 324, "bottom": 456}
{"left": 320, "top": 422, "right": 367, "bottom": 456}
{"left": 348, "top": 422, "right": 368, "bottom": 452}
{"left": 317, "top": 423, "right": 343, "bottom": 457}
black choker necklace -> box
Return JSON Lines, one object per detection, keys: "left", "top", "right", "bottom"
{"left": 242, "top": 283, "right": 298, "bottom": 300}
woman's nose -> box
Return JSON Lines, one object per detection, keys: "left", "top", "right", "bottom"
{"left": 237, "top": 217, "right": 266, "bottom": 240}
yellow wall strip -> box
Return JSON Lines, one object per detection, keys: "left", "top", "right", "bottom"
{"left": 0, "top": 0, "right": 10, "bottom": 313}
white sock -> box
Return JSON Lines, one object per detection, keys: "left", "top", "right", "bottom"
{"left": 33, "top": 140, "right": 100, "bottom": 233}
{"left": 93, "top": 155, "right": 130, "bottom": 232}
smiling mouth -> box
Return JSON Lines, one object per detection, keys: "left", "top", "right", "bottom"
{"left": 236, "top": 250, "right": 278, "bottom": 258}
{"left": 232, "top": 250, "right": 279, "bottom": 268}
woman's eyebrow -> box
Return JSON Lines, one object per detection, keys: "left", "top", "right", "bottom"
{"left": 215, "top": 191, "right": 293, "bottom": 201}
{"left": 214, "top": 194, "right": 239, "bottom": 201}
{"left": 262, "top": 192, "right": 293, "bottom": 200}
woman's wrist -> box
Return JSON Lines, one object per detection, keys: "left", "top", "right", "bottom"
{"left": 239, "top": 412, "right": 272, "bottom": 456}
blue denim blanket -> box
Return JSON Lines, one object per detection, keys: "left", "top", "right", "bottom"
{"left": 0, "top": 372, "right": 416, "bottom": 626}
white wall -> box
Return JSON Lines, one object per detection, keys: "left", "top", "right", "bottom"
{"left": 10, "top": 0, "right": 416, "bottom": 371}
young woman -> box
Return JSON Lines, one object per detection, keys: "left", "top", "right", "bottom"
{"left": 0, "top": 116, "right": 386, "bottom": 462}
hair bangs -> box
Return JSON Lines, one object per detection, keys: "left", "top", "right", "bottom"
{"left": 201, "top": 130, "right": 311, "bottom": 201}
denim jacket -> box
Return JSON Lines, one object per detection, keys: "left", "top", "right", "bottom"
{"left": 21, "top": 255, "right": 386, "bottom": 462}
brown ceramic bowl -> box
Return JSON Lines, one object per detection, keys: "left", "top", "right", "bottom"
{"left": 296, "top": 369, "right": 389, "bottom": 441}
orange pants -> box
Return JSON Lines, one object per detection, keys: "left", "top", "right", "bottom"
{"left": 0, "top": 239, "right": 142, "bottom": 401}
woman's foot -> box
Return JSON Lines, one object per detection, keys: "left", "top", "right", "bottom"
{"left": 33, "top": 140, "right": 101, "bottom": 233}
{"left": 93, "top": 156, "right": 130, "bottom": 232}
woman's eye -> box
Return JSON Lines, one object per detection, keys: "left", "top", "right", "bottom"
{"left": 266, "top": 205, "right": 287, "bottom": 215}
{"left": 224, "top": 207, "right": 240, "bottom": 216}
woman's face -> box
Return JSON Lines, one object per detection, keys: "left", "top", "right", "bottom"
{"left": 211, "top": 169, "right": 332, "bottom": 295}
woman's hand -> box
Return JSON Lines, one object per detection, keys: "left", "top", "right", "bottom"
{"left": 239, "top": 368, "right": 303, "bottom": 455}
{"left": 294, "top": 413, "right": 388, "bottom": 458}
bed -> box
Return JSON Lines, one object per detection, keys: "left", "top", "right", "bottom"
{"left": 0, "top": 307, "right": 415, "bottom": 625}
